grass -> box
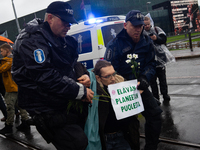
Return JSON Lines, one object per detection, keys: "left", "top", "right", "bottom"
{"left": 167, "top": 32, "right": 200, "bottom": 44}
{"left": 184, "top": 38, "right": 200, "bottom": 43}
{"left": 169, "top": 48, "right": 187, "bottom": 51}
{"left": 167, "top": 35, "right": 186, "bottom": 43}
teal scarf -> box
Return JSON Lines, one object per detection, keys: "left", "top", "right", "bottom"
{"left": 84, "top": 70, "right": 102, "bottom": 150}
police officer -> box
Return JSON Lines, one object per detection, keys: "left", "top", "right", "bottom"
{"left": 12, "top": 1, "right": 94, "bottom": 150}
{"left": 104, "top": 10, "right": 162, "bottom": 150}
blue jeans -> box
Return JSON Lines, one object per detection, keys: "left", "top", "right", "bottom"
{"left": 105, "top": 132, "right": 131, "bottom": 150}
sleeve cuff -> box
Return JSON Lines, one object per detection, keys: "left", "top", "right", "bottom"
{"left": 75, "top": 82, "right": 86, "bottom": 100}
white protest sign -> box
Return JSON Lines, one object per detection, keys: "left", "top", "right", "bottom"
{"left": 108, "top": 79, "right": 144, "bottom": 120}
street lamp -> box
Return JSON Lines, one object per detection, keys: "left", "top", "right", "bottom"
{"left": 146, "top": 2, "right": 151, "bottom": 13}
{"left": 11, "top": 0, "right": 21, "bottom": 34}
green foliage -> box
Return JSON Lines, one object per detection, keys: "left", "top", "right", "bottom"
{"left": 67, "top": 100, "right": 83, "bottom": 114}
{"left": 184, "top": 38, "right": 200, "bottom": 42}
{"left": 167, "top": 32, "right": 200, "bottom": 44}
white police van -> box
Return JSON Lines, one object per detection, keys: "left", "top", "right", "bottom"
{"left": 67, "top": 15, "right": 125, "bottom": 69}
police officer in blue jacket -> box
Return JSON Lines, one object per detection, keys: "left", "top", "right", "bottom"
{"left": 12, "top": 1, "right": 94, "bottom": 150}
{"left": 104, "top": 10, "right": 162, "bottom": 150}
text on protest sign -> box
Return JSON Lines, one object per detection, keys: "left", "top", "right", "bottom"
{"left": 108, "top": 79, "right": 144, "bottom": 120}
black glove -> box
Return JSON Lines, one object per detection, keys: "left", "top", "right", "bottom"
{"left": 137, "top": 76, "right": 149, "bottom": 90}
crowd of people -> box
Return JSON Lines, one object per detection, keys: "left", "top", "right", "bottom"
{"left": 0, "top": 1, "right": 174, "bottom": 150}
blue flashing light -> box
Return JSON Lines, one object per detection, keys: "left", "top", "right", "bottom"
{"left": 86, "top": 18, "right": 103, "bottom": 25}
{"left": 84, "top": 16, "right": 120, "bottom": 25}
{"left": 88, "top": 18, "right": 96, "bottom": 24}
{"left": 96, "top": 19, "right": 103, "bottom": 23}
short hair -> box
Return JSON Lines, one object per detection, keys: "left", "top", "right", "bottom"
{"left": 144, "top": 16, "right": 150, "bottom": 21}
{"left": 93, "top": 59, "right": 112, "bottom": 76}
{"left": 0, "top": 43, "right": 12, "bottom": 52}
{"left": 44, "top": 13, "right": 49, "bottom": 21}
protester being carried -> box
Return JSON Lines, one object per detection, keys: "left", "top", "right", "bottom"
{"left": 92, "top": 59, "right": 140, "bottom": 150}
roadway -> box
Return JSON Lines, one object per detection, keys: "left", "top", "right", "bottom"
{"left": 0, "top": 48, "right": 199, "bottom": 150}
{"left": 140, "top": 51, "right": 200, "bottom": 150}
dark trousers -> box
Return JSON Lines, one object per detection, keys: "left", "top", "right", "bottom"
{"left": 33, "top": 111, "right": 88, "bottom": 150}
{"left": 150, "top": 67, "right": 168, "bottom": 100}
{"left": 51, "top": 124, "right": 88, "bottom": 150}
{"left": 0, "top": 94, "right": 7, "bottom": 118}
{"left": 105, "top": 132, "right": 131, "bottom": 150}
{"left": 141, "top": 89, "right": 162, "bottom": 150}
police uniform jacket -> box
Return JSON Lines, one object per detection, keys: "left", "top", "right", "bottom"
{"left": 104, "top": 28, "right": 156, "bottom": 82}
{"left": 12, "top": 19, "right": 87, "bottom": 115}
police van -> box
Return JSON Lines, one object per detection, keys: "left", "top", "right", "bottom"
{"left": 67, "top": 15, "right": 125, "bottom": 69}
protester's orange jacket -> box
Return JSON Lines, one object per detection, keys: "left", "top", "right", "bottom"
{"left": 0, "top": 54, "right": 18, "bottom": 92}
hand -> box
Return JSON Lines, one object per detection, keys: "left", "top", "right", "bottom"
{"left": 137, "top": 82, "right": 144, "bottom": 94}
{"left": 77, "top": 74, "right": 91, "bottom": 88}
{"left": 81, "top": 88, "right": 94, "bottom": 103}
{"left": 137, "top": 76, "right": 149, "bottom": 90}
{"left": 150, "top": 34, "right": 157, "bottom": 41}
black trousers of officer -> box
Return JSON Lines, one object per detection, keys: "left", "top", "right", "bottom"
{"left": 141, "top": 89, "right": 163, "bottom": 150}
{"left": 150, "top": 67, "right": 168, "bottom": 100}
{"left": 33, "top": 111, "right": 88, "bottom": 150}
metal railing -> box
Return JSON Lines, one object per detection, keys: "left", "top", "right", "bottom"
{"left": 167, "top": 41, "right": 200, "bottom": 50}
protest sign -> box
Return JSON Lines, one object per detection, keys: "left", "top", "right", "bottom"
{"left": 108, "top": 79, "right": 144, "bottom": 120}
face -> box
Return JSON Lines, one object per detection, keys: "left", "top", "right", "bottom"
{"left": 124, "top": 21, "right": 143, "bottom": 43}
{"left": 48, "top": 14, "right": 71, "bottom": 38}
{"left": 0, "top": 48, "right": 8, "bottom": 57}
{"left": 96, "top": 65, "right": 116, "bottom": 86}
{"left": 144, "top": 20, "right": 151, "bottom": 31}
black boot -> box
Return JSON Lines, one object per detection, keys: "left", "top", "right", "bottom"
{"left": 26, "top": 118, "right": 35, "bottom": 125}
{"left": 0, "top": 124, "right": 13, "bottom": 134}
{"left": 163, "top": 94, "right": 170, "bottom": 101}
{"left": 16, "top": 120, "right": 30, "bottom": 131}
{"left": 154, "top": 97, "right": 161, "bottom": 106}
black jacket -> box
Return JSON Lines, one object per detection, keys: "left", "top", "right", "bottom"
{"left": 105, "top": 28, "right": 156, "bottom": 82}
{"left": 12, "top": 19, "right": 87, "bottom": 115}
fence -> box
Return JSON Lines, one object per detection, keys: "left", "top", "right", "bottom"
{"left": 167, "top": 42, "right": 200, "bottom": 50}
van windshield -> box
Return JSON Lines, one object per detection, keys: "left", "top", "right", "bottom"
{"left": 101, "top": 23, "right": 124, "bottom": 47}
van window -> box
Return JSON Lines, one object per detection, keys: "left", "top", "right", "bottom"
{"left": 71, "top": 31, "right": 92, "bottom": 54}
{"left": 101, "top": 23, "right": 124, "bottom": 47}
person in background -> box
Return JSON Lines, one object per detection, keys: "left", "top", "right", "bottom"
{"left": 0, "top": 80, "right": 7, "bottom": 122}
{"left": 92, "top": 59, "right": 140, "bottom": 150}
{"left": 0, "top": 43, "right": 30, "bottom": 134}
{"left": 0, "top": 74, "right": 19, "bottom": 123}
{"left": 12, "top": 1, "right": 94, "bottom": 150}
{"left": 0, "top": 72, "right": 7, "bottom": 121}
{"left": 143, "top": 16, "right": 170, "bottom": 102}
{"left": 104, "top": 10, "right": 162, "bottom": 150}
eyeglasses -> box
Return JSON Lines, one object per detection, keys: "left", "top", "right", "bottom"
{"left": 53, "top": 14, "right": 71, "bottom": 27}
{"left": 100, "top": 71, "right": 117, "bottom": 79}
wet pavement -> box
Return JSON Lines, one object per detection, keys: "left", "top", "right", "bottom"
{"left": 170, "top": 47, "right": 200, "bottom": 60}
{"left": 140, "top": 51, "right": 200, "bottom": 150}
{"left": 0, "top": 48, "right": 199, "bottom": 149}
